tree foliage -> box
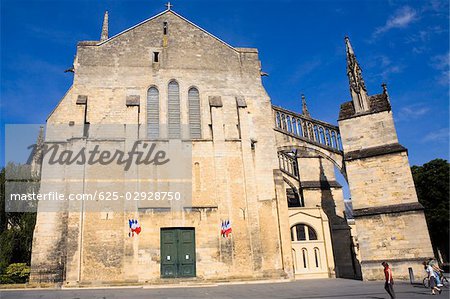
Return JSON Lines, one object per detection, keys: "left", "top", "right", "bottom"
{"left": 0, "top": 165, "right": 37, "bottom": 283}
{"left": 0, "top": 263, "right": 30, "bottom": 284}
{"left": 411, "top": 159, "right": 449, "bottom": 263}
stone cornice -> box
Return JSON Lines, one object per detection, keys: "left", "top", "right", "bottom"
{"left": 353, "top": 202, "right": 424, "bottom": 218}
{"left": 344, "top": 143, "right": 407, "bottom": 161}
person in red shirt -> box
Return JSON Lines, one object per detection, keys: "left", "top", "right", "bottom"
{"left": 382, "top": 262, "right": 396, "bottom": 299}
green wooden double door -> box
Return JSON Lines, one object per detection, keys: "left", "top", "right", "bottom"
{"left": 160, "top": 228, "right": 196, "bottom": 278}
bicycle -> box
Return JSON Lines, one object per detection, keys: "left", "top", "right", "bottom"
{"left": 423, "top": 272, "right": 449, "bottom": 288}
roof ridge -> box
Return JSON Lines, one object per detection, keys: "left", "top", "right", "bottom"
{"left": 169, "top": 10, "right": 237, "bottom": 52}
{"left": 96, "top": 9, "right": 167, "bottom": 46}
{"left": 95, "top": 9, "right": 238, "bottom": 52}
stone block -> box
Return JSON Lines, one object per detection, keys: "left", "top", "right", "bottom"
{"left": 209, "top": 96, "right": 223, "bottom": 108}
{"left": 126, "top": 95, "right": 140, "bottom": 106}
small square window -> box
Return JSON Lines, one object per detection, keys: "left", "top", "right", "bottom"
{"left": 153, "top": 52, "right": 160, "bottom": 63}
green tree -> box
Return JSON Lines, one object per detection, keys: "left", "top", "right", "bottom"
{"left": 0, "top": 164, "right": 37, "bottom": 282}
{"left": 411, "top": 159, "right": 449, "bottom": 263}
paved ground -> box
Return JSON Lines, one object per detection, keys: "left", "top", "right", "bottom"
{"left": 0, "top": 279, "right": 447, "bottom": 299}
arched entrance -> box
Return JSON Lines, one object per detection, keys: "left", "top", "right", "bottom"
{"left": 288, "top": 209, "right": 336, "bottom": 279}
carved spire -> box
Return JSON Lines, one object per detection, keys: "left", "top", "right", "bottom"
{"left": 100, "top": 11, "right": 109, "bottom": 41}
{"left": 345, "top": 36, "right": 369, "bottom": 113}
{"left": 301, "top": 94, "right": 311, "bottom": 118}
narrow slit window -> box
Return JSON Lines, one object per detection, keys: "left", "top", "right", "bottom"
{"left": 153, "top": 52, "right": 159, "bottom": 63}
{"left": 163, "top": 22, "right": 168, "bottom": 35}
{"left": 314, "top": 248, "right": 320, "bottom": 268}
{"left": 302, "top": 248, "right": 308, "bottom": 268}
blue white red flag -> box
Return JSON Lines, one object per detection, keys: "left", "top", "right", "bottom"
{"left": 128, "top": 219, "right": 141, "bottom": 237}
{"left": 221, "top": 220, "right": 232, "bottom": 238}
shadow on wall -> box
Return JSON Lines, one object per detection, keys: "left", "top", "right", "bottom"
{"left": 318, "top": 158, "right": 362, "bottom": 280}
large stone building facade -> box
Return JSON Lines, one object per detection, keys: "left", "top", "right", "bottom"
{"left": 30, "top": 7, "right": 433, "bottom": 285}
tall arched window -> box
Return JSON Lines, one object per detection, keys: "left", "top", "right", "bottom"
{"left": 168, "top": 80, "right": 180, "bottom": 139}
{"left": 147, "top": 87, "right": 159, "bottom": 139}
{"left": 291, "top": 224, "right": 318, "bottom": 241}
{"left": 188, "top": 87, "right": 201, "bottom": 139}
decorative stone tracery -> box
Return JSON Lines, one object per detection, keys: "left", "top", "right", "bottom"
{"left": 273, "top": 105, "right": 343, "bottom": 152}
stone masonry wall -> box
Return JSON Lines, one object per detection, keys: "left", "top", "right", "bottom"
{"left": 338, "top": 111, "right": 398, "bottom": 153}
{"left": 31, "top": 10, "right": 288, "bottom": 284}
{"left": 344, "top": 151, "right": 419, "bottom": 210}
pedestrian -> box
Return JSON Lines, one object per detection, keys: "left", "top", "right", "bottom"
{"left": 382, "top": 261, "right": 395, "bottom": 299}
{"left": 428, "top": 258, "right": 444, "bottom": 287}
{"left": 423, "top": 261, "right": 442, "bottom": 295}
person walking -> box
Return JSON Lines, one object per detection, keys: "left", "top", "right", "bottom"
{"left": 423, "top": 261, "right": 442, "bottom": 295}
{"left": 382, "top": 262, "right": 396, "bottom": 299}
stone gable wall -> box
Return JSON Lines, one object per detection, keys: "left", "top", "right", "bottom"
{"left": 31, "top": 11, "right": 289, "bottom": 284}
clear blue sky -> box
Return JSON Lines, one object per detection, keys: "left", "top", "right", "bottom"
{"left": 1, "top": 0, "right": 449, "bottom": 170}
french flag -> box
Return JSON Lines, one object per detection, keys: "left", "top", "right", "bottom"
{"left": 221, "top": 220, "right": 232, "bottom": 238}
{"left": 128, "top": 219, "right": 141, "bottom": 237}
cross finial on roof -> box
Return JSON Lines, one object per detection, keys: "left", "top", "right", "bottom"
{"left": 165, "top": 2, "right": 173, "bottom": 10}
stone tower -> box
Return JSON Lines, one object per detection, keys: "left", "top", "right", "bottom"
{"left": 338, "top": 37, "right": 434, "bottom": 280}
